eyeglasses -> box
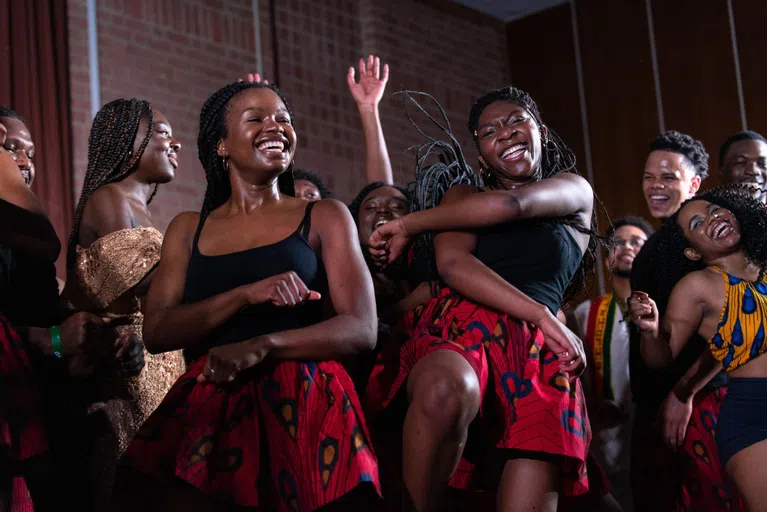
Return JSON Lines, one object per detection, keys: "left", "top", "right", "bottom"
{"left": 612, "top": 237, "right": 646, "bottom": 249}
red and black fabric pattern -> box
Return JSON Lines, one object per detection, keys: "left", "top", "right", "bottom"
{"left": 123, "top": 356, "right": 380, "bottom": 511}
{"left": 631, "top": 387, "right": 745, "bottom": 511}
{"left": 367, "top": 288, "right": 592, "bottom": 496}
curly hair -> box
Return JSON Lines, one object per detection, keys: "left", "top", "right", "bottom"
{"left": 67, "top": 98, "right": 155, "bottom": 267}
{"left": 606, "top": 215, "right": 654, "bottom": 240}
{"left": 465, "top": 85, "right": 608, "bottom": 305}
{"left": 348, "top": 181, "right": 410, "bottom": 226}
{"left": 655, "top": 184, "right": 767, "bottom": 311}
{"left": 198, "top": 81, "right": 295, "bottom": 216}
{"left": 293, "top": 168, "right": 332, "bottom": 198}
{"left": 649, "top": 130, "right": 709, "bottom": 180}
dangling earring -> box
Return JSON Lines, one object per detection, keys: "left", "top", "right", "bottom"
{"left": 222, "top": 157, "right": 229, "bottom": 172}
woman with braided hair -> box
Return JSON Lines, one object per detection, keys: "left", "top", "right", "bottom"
{"left": 366, "top": 86, "right": 601, "bottom": 511}
{"left": 57, "top": 98, "right": 185, "bottom": 509}
{"left": 114, "top": 81, "right": 379, "bottom": 511}
{"left": 630, "top": 185, "right": 767, "bottom": 511}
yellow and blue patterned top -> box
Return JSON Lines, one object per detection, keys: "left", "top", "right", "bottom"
{"left": 709, "top": 267, "right": 767, "bottom": 371}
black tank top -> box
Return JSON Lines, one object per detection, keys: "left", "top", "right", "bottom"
{"left": 475, "top": 219, "right": 581, "bottom": 314}
{"left": 182, "top": 202, "right": 327, "bottom": 362}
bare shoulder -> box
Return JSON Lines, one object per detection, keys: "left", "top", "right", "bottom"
{"left": 442, "top": 183, "right": 480, "bottom": 203}
{"left": 311, "top": 198, "right": 355, "bottom": 227}
{"left": 164, "top": 211, "right": 201, "bottom": 249}
{"left": 675, "top": 268, "right": 722, "bottom": 302}
{"left": 549, "top": 172, "right": 592, "bottom": 192}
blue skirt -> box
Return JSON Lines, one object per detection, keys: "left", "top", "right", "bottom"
{"left": 716, "top": 377, "right": 767, "bottom": 466}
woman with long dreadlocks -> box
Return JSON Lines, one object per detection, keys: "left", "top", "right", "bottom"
{"left": 57, "top": 98, "right": 185, "bottom": 509}
{"left": 630, "top": 185, "right": 767, "bottom": 511}
{"left": 367, "top": 86, "right": 598, "bottom": 511}
{"left": 114, "top": 81, "right": 379, "bottom": 511}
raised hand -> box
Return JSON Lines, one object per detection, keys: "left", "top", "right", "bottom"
{"left": 368, "top": 217, "right": 411, "bottom": 268}
{"left": 237, "top": 72, "right": 269, "bottom": 84}
{"left": 347, "top": 54, "right": 389, "bottom": 109}
{"left": 245, "top": 271, "right": 322, "bottom": 307}
{"left": 197, "top": 336, "right": 272, "bottom": 384}
{"left": 629, "top": 291, "right": 659, "bottom": 333}
{"left": 537, "top": 312, "right": 587, "bottom": 376}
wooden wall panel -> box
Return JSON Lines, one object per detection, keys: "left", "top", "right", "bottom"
{"left": 652, "top": 0, "right": 740, "bottom": 187}
{"left": 506, "top": 4, "right": 585, "bottom": 178}
{"left": 732, "top": 0, "right": 767, "bottom": 137}
{"left": 576, "top": 0, "right": 659, "bottom": 226}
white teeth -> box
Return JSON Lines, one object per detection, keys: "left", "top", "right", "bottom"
{"left": 257, "top": 140, "right": 285, "bottom": 151}
{"left": 501, "top": 144, "right": 526, "bottom": 159}
{"left": 650, "top": 195, "right": 668, "bottom": 201}
{"left": 374, "top": 219, "right": 388, "bottom": 228}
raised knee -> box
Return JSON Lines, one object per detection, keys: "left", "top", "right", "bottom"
{"left": 412, "top": 368, "right": 480, "bottom": 427}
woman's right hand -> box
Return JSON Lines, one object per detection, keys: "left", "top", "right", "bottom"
{"left": 368, "top": 217, "right": 412, "bottom": 268}
{"left": 244, "top": 271, "right": 322, "bottom": 307}
{"left": 629, "top": 291, "right": 659, "bottom": 333}
{"left": 537, "top": 311, "right": 587, "bottom": 376}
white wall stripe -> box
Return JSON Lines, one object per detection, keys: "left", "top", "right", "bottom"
{"left": 726, "top": 0, "right": 748, "bottom": 130}
{"left": 86, "top": 0, "right": 101, "bottom": 118}
{"left": 569, "top": 0, "right": 605, "bottom": 293}
{"left": 252, "top": 0, "right": 263, "bottom": 76}
{"left": 644, "top": 0, "right": 665, "bottom": 133}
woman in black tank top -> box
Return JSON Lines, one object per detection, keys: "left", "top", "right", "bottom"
{"left": 113, "top": 82, "right": 380, "bottom": 511}
{"left": 364, "top": 87, "right": 605, "bottom": 511}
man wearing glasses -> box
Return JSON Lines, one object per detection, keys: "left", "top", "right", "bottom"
{"left": 571, "top": 217, "right": 653, "bottom": 510}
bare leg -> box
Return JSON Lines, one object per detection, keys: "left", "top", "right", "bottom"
{"left": 498, "top": 458, "right": 559, "bottom": 512}
{"left": 403, "top": 350, "right": 481, "bottom": 512}
{"left": 726, "top": 438, "right": 767, "bottom": 512}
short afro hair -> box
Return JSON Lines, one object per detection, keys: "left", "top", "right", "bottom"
{"left": 606, "top": 216, "right": 654, "bottom": 240}
{"left": 649, "top": 130, "right": 709, "bottom": 180}
{"left": 293, "top": 168, "right": 332, "bottom": 198}
{"left": 719, "top": 130, "right": 767, "bottom": 166}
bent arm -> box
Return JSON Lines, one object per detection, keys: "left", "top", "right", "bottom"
{"left": 268, "top": 200, "right": 378, "bottom": 359}
{"left": 432, "top": 186, "right": 552, "bottom": 325}
{"left": 401, "top": 174, "right": 593, "bottom": 236}
{"left": 142, "top": 213, "right": 251, "bottom": 354}
{"left": 673, "top": 350, "right": 720, "bottom": 402}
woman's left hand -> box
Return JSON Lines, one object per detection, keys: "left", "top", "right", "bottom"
{"left": 114, "top": 333, "right": 145, "bottom": 377}
{"left": 537, "top": 312, "right": 587, "bottom": 376}
{"left": 347, "top": 54, "right": 389, "bottom": 109}
{"left": 197, "top": 336, "right": 273, "bottom": 384}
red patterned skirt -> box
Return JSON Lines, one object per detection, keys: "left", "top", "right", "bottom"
{"left": 631, "top": 387, "right": 745, "bottom": 511}
{"left": 367, "top": 288, "right": 592, "bottom": 496}
{"left": 123, "top": 356, "right": 380, "bottom": 511}
{"left": 0, "top": 314, "right": 48, "bottom": 512}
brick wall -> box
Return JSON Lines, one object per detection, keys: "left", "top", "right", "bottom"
{"left": 68, "top": 0, "right": 509, "bottom": 233}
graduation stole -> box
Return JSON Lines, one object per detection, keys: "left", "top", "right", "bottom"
{"left": 585, "top": 292, "right": 617, "bottom": 400}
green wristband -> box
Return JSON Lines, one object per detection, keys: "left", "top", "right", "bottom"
{"left": 50, "top": 326, "right": 63, "bottom": 359}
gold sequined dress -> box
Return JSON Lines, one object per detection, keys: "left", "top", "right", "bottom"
{"left": 63, "top": 227, "right": 185, "bottom": 505}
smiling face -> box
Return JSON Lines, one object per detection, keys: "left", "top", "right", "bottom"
{"left": 475, "top": 100, "right": 543, "bottom": 184}
{"left": 218, "top": 87, "right": 297, "bottom": 181}
{"left": 607, "top": 225, "right": 647, "bottom": 277}
{"left": 1, "top": 116, "right": 35, "bottom": 187}
{"left": 357, "top": 186, "right": 409, "bottom": 245}
{"left": 721, "top": 139, "right": 767, "bottom": 201}
{"left": 642, "top": 150, "right": 701, "bottom": 219}
{"left": 677, "top": 200, "right": 741, "bottom": 262}
{"left": 133, "top": 109, "right": 179, "bottom": 184}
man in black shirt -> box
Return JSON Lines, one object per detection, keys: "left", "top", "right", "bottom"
{"left": 629, "top": 131, "right": 739, "bottom": 511}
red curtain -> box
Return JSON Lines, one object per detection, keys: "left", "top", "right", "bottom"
{"left": 0, "top": 0, "right": 74, "bottom": 277}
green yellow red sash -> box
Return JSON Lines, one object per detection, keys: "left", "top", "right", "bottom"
{"left": 585, "top": 292, "right": 616, "bottom": 400}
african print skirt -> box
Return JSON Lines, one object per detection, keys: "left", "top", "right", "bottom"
{"left": 631, "top": 387, "right": 745, "bottom": 511}
{"left": 367, "top": 288, "right": 592, "bottom": 496}
{"left": 123, "top": 356, "right": 380, "bottom": 510}
{"left": 0, "top": 314, "right": 48, "bottom": 512}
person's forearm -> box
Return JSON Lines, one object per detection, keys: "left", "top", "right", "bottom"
{"left": 403, "top": 191, "right": 521, "bottom": 236}
{"left": 267, "top": 313, "right": 377, "bottom": 360}
{"left": 673, "top": 351, "right": 720, "bottom": 402}
{"left": 359, "top": 105, "right": 394, "bottom": 185}
{"left": 640, "top": 328, "right": 674, "bottom": 368}
{"left": 143, "top": 286, "right": 250, "bottom": 354}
